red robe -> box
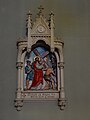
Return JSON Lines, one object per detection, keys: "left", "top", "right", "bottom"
{"left": 30, "top": 61, "right": 43, "bottom": 88}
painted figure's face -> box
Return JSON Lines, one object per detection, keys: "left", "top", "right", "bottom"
{"left": 35, "top": 57, "right": 39, "bottom": 62}
{"left": 27, "top": 61, "right": 31, "bottom": 65}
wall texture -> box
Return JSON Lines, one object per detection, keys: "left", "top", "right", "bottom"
{"left": 0, "top": 0, "right": 90, "bottom": 120}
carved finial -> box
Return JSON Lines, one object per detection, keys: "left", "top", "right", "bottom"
{"left": 26, "top": 10, "right": 32, "bottom": 28}
{"left": 50, "top": 11, "right": 55, "bottom": 52}
{"left": 50, "top": 11, "right": 54, "bottom": 16}
{"left": 26, "top": 10, "right": 32, "bottom": 53}
{"left": 38, "top": 5, "right": 44, "bottom": 16}
{"left": 50, "top": 11, "right": 55, "bottom": 29}
{"left": 27, "top": 10, "right": 32, "bottom": 16}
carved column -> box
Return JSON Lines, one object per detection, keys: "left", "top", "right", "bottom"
{"left": 17, "top": 42, "right": 22, "bottom": 62}
{"left": 58, "top": 47, "right": 66, "bottom": 110}
{"left": 16, "top": 62, "right": 23, "bottom": 91}
{"left": 14, "top": 62, "right": 23, "bottom": 111}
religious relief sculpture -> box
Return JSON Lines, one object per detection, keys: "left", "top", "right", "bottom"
{"left": 14, "top": 5, "right": 66, "bottom": 111}
{"left": 24, "top": 46, "right": 57, "bottom": 91}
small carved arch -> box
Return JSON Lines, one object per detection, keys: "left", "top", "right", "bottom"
{"left": 31, "top": 40, "right": 50, "bottom": 51}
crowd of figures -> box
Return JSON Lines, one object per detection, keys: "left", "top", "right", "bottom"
{"left": 24, "top": 47, "right": 57, "bottom": 90}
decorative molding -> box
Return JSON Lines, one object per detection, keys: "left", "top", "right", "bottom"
{"left": 16, "top": 62, "right": 23, "bottom": 69}
{"left": 58, "top": 62, "right": 64, "bottom": 68}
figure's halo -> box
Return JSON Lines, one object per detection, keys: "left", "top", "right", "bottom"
{"left": 34, "top": 56, "right": 40, "bottom": 61}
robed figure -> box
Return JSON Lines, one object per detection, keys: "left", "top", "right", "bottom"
{"left": 25, "top": 60, "right": 33, "bottom": 90}
{"left": 30, "top": 56, "right": 43, "bottom": 89}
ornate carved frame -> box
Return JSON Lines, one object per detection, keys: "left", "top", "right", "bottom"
{"left": 14, "top": 6, "right": 66, "bottom": 111}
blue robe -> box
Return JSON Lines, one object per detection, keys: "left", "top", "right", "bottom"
{"left": 25, "top": 65, "right": 33, "bottom": 81}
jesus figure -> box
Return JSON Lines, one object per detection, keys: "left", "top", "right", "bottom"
{"left": 29, "top": 56, "right": 44, "bottom": 90}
